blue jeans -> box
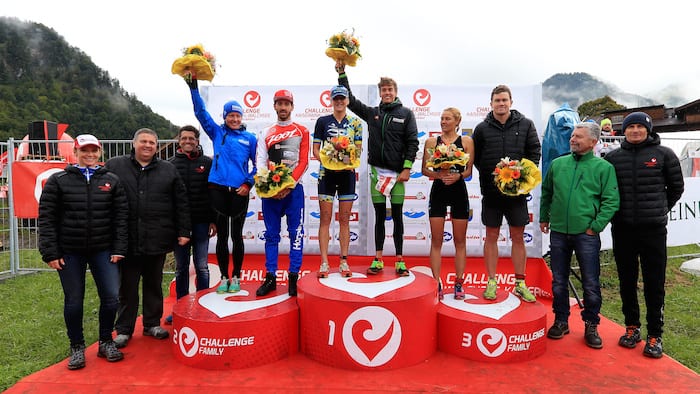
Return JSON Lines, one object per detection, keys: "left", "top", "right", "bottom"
{"left": 173, "top": 222, "right": 211, "bottom": 299}
{"left": 549, "top": 231, "right": 602, "bottom": 325}
{"left": 58, "top": 250, "right": 119, "bottom": 344}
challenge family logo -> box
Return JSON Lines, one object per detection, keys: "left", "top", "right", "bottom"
{"left": 476, "top": 328, "right": 508, "bottom": 358}
{"left": 175, "top": 326, "right": 199, "bottom": 357}
{"left": 174, "top": 324, "right": 257, "bottom": 358}
{"left": 342, "top": 306, "right": 402, "bottom": 367}
{"left": 244, "top": 91, "right": 261, "bottom": 108}
{"left": 413, "top": 89, "right": 431, "bottom": 107}
{"left": 320, "top": 90, "right": 332, "bottom": 108}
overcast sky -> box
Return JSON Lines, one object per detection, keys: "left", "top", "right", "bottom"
{"left": 4, "top": 0, "right": 699, "bottom": 127}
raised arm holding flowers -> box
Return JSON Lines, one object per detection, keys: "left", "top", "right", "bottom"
{"left": 171, "top": 44, "right": 217, "bottom": 86}
{"left": 325, "top": 29, "right": 362, "bottom": 67}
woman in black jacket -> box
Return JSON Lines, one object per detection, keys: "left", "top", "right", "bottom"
{"left": 38, "top": 134, "right": 129, "bottom": 370}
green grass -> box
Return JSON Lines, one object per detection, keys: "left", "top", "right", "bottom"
{"left": 0, "top": 271, "right": 174, "bottom": 391}
{"left": 1, "top": 248, "right": 699, "bottom": 390}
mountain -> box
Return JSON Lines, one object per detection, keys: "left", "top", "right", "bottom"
{"left": 0, "top": 17, "right": 178, "bottom": 140}
{"left": 542, "top": 72, "right": 658, "bottom": 110}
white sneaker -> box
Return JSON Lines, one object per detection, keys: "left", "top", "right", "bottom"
{"left": 317, "top": 261, "right": 330, "bottom": 278}
{"left": 339, "top": 261, "right": 352, "bottom": 277}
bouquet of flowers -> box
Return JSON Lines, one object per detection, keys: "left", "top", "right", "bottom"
{"left": 320, "top": 135, "right": 360, "bottom": 170}
{"left": 254, "top": 163, "right": 296, "bottom": 198}
{"left": 325, "top": 29, "right": 361, "bottom": 67}
{"left": 171, "top": 44, "right": 217, "bottom": 82}
{"left": 426, "top": 143, "right": 470, "bottom": 170}
{"left": 492, "top": 157, "right": 542, "bottom": 196}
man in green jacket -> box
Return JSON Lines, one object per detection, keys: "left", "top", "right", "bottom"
{"left": 540, "top": 121, "right": 619, "bottom": 349}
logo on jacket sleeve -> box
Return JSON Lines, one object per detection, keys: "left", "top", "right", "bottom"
{"left": 98, "top": 182, "right": 112, "bottom": 192}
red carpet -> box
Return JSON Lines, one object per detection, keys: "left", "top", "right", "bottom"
{"left": 7, "top": 255, "right": 699, "bottom": 393}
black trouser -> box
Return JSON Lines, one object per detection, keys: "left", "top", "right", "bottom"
{"left": 611, "top": 225, "right": 667, "bottom": 337}
{"left": 373, "top": 202, "right": 404, "bottom": 255}
{"left": 115, "top": 253, "right": 167, "bottom": 334}
{"left": 210, "top": 187, "right": 249, "bottom": 279}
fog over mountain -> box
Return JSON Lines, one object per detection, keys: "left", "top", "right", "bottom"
{"left": 541, "top": 72, "right": 694, "bottom": 120}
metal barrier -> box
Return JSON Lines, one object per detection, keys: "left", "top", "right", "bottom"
{"left": 0, "top": 139, "right": 176, "bottom": 277}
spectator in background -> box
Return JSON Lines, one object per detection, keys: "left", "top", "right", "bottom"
{"left": 314, "top": 85, "right": 362, "bottom": 278}
{"left": 336, "top": 60, "right": 419, "bottom": 276}
{"left": 186, "top": 77, "right": 257, "bottom": 294}
{"left": 540, "top": 122, "right": 619, "bottom": 349}
{"left": 605, "top": 112, "right": 684, "bottom": 359}
{"left": 472, "top": 84, "right": 541, "bottom": 302}
{"left": 600, "top": 118, "right": 614, "bottom": 136}
{"left": 255, "top": 89, "right": 309, "bottom": 297}
{"left": 39, "top": 134, "right": 129, "bottom": 369}
{"left": 596, "top": 118, "right": 619, "bottom": 158}
{"left": 106, "top": 128, "right": 191, "bottom": 348}
{"left": 165, "top": 125, "right": 217, "bottom": 325}
{"left": 421, "top": 107, "right": 474, "bottom": 300}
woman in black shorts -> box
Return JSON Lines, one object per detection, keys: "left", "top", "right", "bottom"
{"left": 421, "top": 107, "right": 474, "bottom": 300}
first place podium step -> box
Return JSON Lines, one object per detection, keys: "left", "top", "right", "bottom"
{"left": 298, "top": 268, "right": 438, "bottom": 370}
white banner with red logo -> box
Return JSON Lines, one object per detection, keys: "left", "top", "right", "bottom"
{"left": 11, "top": 161, "right": 67, "bottom": 218}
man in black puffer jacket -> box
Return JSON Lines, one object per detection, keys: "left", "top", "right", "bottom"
{"left": 336, "top": 61, "right": 418, "bottom": 277}
{"left": 105, "top": 128, "right": 191, "bottom": 348}
{"left": 165, "top": 125, "right": 215, "bottom": 324}
{"left": 473, "top": 84, "right": 541, "bottom": 303}
{"left": 605, "top": 112, "right": 684, "bottom": 359}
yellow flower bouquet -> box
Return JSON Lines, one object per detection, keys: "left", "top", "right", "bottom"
{"left": 492, "top": 157, "right": 541, "bottom": 196}
{"left": 325, "top": 29, "right": 361, "bottom": 67}
{"left": 171, "top": 44, "right": 217, "bottom": 82}
{"left": 254, "top": 163, "right": 296, "bottom": 198}
{"left": 320, "top": 135, "right": 360, "bottom": 170}
{"left": 426, "top": 143, "right": 470, "bottom": 170}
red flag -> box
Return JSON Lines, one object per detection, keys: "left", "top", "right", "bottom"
{"left": 11, "top": 162, "right": 66, "bottom": 218}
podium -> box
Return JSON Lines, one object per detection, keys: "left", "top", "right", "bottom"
{"left": 298, "top": 268, "right": 437, "bottom": 370}
{"left": 170, "top": 266, "right": 547, "bottom": 369}
{"left": 171, "top": 284, "right": 298, "bottom": 370}
{"left": 438, "top": 289, "right": 547, "bottom": 362}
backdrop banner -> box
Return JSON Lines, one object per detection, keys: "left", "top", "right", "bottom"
{"left": 201, "top": 84, "right": 544, "bottom": 258}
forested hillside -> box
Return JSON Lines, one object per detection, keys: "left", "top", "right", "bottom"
{"left": 0, "top": 17, "right": 178, "bottom": 140}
